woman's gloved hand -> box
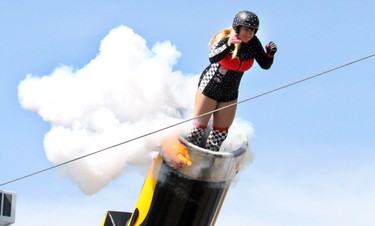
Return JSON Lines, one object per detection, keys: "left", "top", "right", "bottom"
{"left": 228, "top": 34, "right": 242, "bottom": 45}
{"left": 266, "top": 41, "right": 277, "bottom": 56}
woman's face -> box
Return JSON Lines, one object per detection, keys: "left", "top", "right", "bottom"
{"left": 238, "top": 26, "right": 255, "bottom": 43}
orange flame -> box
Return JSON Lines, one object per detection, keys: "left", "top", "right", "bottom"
{"left": 162, "top": 137, "right": 192, "bottom": 167}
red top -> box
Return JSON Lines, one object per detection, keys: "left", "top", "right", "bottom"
{"left": 219, "top": 55, "right": 254, "bottom": 72}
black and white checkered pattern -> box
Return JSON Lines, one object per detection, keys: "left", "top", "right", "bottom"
{"left": 198, "top": 63, "right": 219, "bottom": 93}
{"left": 209, "top": 41, "right": 229, "bottom": 58}
{"left": 186, "top": 127, "right": 206, "bottom": 146}
{"left": 205, "top": 129, "right": 228, "bottom": 152}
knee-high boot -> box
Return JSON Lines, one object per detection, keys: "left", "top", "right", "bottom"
{"left": 205, "top": 127, "right": 228, "bottom": 152}
{"left": 186, "top": 125, "right": 206, "bottom": 146}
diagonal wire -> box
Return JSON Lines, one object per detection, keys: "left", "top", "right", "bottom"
{"left": 0, "top": 53, "right": 374, "bottom": 187}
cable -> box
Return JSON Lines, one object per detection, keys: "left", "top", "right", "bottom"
{"left": 0, "top": 53, "right": 374, "bottom": 187}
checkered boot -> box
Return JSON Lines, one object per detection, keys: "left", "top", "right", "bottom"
{"left": 186, "top": 126, "right": 206, "bottom": 146}
{"left": 205, "top": 129, "right": 228, "bottom": 152}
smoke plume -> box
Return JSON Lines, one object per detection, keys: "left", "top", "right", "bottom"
{"left": 18, "top": 26, "right": 253, "bottom": 195}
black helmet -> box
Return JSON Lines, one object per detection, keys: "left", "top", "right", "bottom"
{"left": 232, "top": 10, "right": 259, "bottom": 34}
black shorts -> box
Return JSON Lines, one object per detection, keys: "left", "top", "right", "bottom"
{"left": 198, "top": 63, "right": 243, "bottom": 102}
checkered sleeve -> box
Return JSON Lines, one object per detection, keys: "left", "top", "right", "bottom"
{"left": 209, "top": 39, "right": 231, "bottom": 63}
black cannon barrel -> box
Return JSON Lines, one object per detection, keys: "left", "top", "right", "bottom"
{"left": 126, "top": 137, "right": 248, "bottom": 226}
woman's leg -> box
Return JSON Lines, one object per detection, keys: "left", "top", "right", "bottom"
{"left": 212, "top": 100, "right": 237, "bottom": 128}
{"left": 205, "top": 99, "right": 237, "bottom": 151}
{"left": 186, "top": 90, "right": 218, "bottom": 146}
{"left": 193, "top": 90, "right": 218, "bottom": 125}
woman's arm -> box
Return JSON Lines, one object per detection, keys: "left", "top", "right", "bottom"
{"left": 253, "top": 37, "right": 274, "bottom": 69}
{"left": 208, "top": 39, "right": 232, "bottom": 63}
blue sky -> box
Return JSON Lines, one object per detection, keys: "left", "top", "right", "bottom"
{"left": 1, "top": 1, "right": 375, "bottom": 225}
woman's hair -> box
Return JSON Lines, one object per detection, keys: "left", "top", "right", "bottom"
{"left": 208, "top": 26, "right": 240, "bottom": 58}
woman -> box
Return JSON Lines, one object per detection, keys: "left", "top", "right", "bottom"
{"left": 186, "top": 10, "right": 277, "bottom": 152}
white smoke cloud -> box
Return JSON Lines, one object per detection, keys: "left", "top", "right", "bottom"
{"left": 18, "top": 25, "right": 253, "bottom": 195}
